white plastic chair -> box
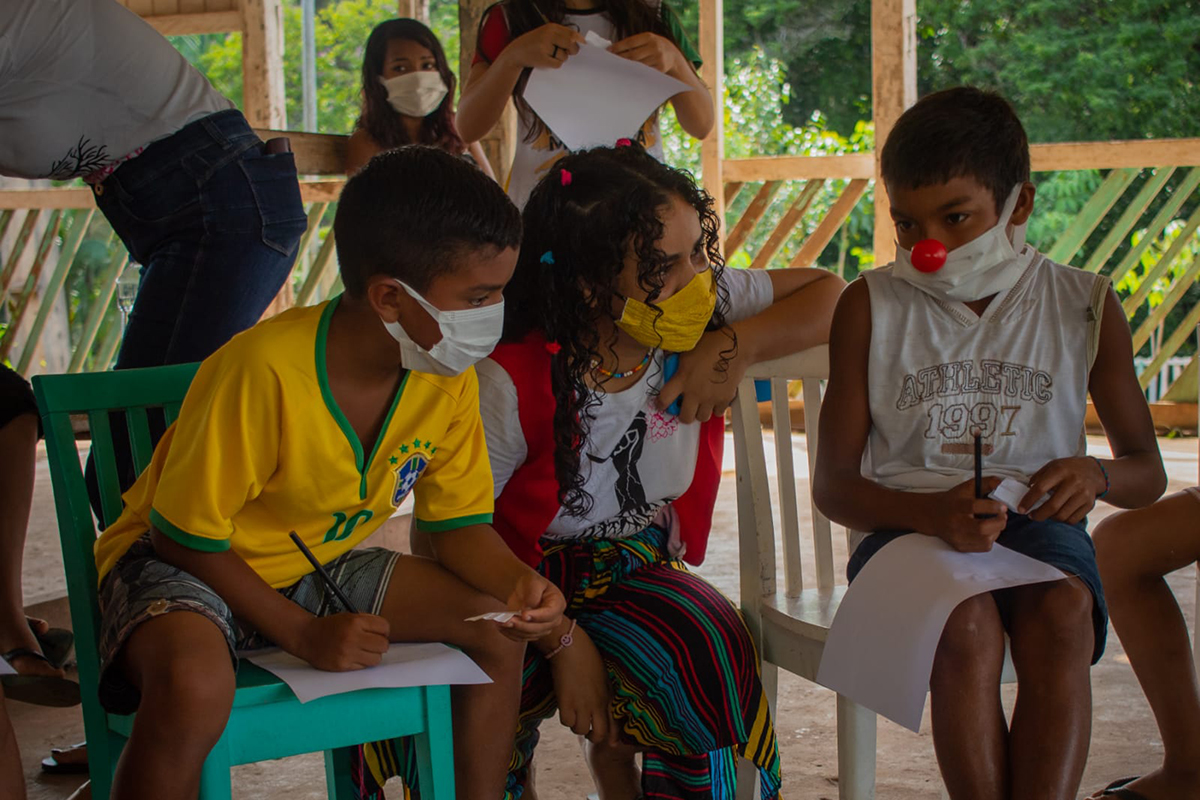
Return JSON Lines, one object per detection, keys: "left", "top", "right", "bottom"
{"left": 730, "top": 347, "right": 1016, "bottom": 800}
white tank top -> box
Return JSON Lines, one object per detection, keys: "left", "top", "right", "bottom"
{"left": 860, "top": 250, "right": 1109, "bottom": 492}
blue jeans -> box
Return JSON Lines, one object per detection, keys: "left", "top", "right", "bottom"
{"left": 96, "top": 109, "right": 307, "bottom": 367}
{"left": 86, "top": 110, "right": 306, "bottom": 520}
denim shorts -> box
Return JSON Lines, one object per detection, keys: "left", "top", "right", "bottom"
{"left": 848, "top": 514, "right": 1108, "bottom": 664}
{"left": 96, "top": 535, "right": 400, "bottom": 715}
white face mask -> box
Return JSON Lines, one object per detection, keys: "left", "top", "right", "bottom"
{"left": 381, "top": 280, "right": 504, "bottom": 376}
{"left": 379, "top": 71, "right": 449, "bottom": 118}
{"left": 894, "top": 184, "right": 1030, "bottom": 303}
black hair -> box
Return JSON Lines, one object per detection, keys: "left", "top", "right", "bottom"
{"left": 504, "top": 144, "right": 732, "bottom": 518}
{"left": 334, "top": 146, "right": 521, "bottom": 296}
{"left": 881, "top": 86, "right": 1031, "bottom": 213}
{"left": 477, "top": 0, "right": 681, "bottom": 143}
{"left": 356, "top": 19, "right": 465, "bottom": 155}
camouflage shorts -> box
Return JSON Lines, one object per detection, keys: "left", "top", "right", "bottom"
{"left": 96, "top": 534, "right": 400, "bottom": 714}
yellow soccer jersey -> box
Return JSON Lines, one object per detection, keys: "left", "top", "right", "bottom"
{"left": 94, "top": 297, "right": 495, "bottom": 588}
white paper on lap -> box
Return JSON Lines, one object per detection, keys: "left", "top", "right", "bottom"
{"left": 816, "top": 533, "right": 1066, "bottom": 731}
{"left": 245, "top": 642, "right": 491, "bottom": 704}
{"left": 523, "top": 30, "right": 692, "bottom": 151}
{"left": 0, "top": 658, "right": 14, "bottom": 676}
{"left": 464, "top": 611, "right": 516, "bottom": 623}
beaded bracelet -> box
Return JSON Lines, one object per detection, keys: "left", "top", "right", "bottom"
{"left": 546, "top": 618, "right": 577, "bottom": 660}
{"left": 1090, "top": 456, "right": 1110, "bottom": 498}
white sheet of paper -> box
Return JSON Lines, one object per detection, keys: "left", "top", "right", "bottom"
{"left": 523, "top": 31, "right": 692, "bottom": 151}
{"left": 0, "top": 658, "right": 14, "bottom": 676}
{"left": 989, "top": 477, "right": 1048, "bottom": 513}
{"left": 816, "top": 534, "right": 1066, "bottom": 731}
{"left": 464, "top": 611, "right": 516, "bottom": 623}
{"left": 245, "top": 642, "right": 491, "bottom": 704}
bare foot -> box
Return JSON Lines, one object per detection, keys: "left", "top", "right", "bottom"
{"left": 1089, "top": 768, "right": 1200, "bottom": 800}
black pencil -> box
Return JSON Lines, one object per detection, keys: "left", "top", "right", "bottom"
{"left": 289, "top": 531, "right": 359, "bottom": 614}
{"left": 974, "top": 431, "right": 983, "bottom": 499}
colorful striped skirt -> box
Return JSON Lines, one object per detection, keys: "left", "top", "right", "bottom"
{"left": 356, "top": 525, "right": 781, "bottom": 799}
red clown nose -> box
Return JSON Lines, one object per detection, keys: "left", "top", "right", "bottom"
{"left": 911, "top": 239, "right": 948, "bottom": 273}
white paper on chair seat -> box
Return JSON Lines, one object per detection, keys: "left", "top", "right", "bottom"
{"left": 815, "top": 534, "right": 1066, "bottom": 731}
{"left": 245, "top": 642, "right": 491, "bottom": 704}
{"left": 523, "top": 30, "right": 692, "bottom": 151}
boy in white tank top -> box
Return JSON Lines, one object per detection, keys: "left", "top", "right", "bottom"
{"left": 813, "top": 87, "right": 1166, "bottom": 799}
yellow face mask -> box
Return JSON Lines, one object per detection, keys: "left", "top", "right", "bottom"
{"left": 615, "top": 269, "right": 716, "bottom": 352}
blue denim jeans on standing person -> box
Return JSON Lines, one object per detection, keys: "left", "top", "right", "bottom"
{"left": 94, "top": 108, "right": 307, "bottom": 367}
{"left": 85, "top": 109, "right": 307, "bottom": 520}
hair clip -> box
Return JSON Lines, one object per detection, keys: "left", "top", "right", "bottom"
{"left": 545, "top": 341, "right": 562, "bottom": 355}
{"left": 616, "top": 138, "right": 633, "bottom": 147}
{"left": 540, "top": 251, "right": 555, "bottom": 265}
{"left": 560, "top": 169, "right": 572, "bottom": 186}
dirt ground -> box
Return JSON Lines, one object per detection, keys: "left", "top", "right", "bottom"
{"left": 11, "top": 435, "right": 1199, "bottom": 799}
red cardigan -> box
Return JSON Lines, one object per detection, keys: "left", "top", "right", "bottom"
{"left": 489, "top": 332, "right": 723, "bottom": 567}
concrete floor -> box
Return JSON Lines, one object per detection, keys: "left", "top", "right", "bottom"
{"left": 11, "top": 435, "right": 1200, "bottom": 799}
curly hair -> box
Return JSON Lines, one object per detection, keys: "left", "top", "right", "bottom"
{"left": 356, "top": 19, "right": 466, "bottom": 155}
{"left": 504, "top": 145, "right": 733, "bottom": 518}
{"left": 477, "top": 0, "right": 681, "bottom": 143}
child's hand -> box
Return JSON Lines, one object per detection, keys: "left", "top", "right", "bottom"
{"left": 657, "top": 330, "right": 744, "bottom": 424}
{"left": 294, "top": 612, "right": 390, "bottom": 672}
{"left": 609, "top": 33, "right": 687, "bottom": 77}
{"left": 1020, "top": 456, "right": 1107, "bottom": 524}
{"left": 921, "top": 477, "right": 1009, "bottom": 552}
{"left": 546, "top": 623, "right": 620, "bottom": 745}
{"left": 500, "top": 573, "right": 566, "bottom": 642}
{"left": 505, "top": 24, "right": 585, "bottom": 70}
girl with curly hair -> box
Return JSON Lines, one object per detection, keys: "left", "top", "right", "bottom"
{"left": 363, "top": 144, "right": 843, "bottom": 799}
{"left": 346, "top": 18, "right": 495, "bottom": 179}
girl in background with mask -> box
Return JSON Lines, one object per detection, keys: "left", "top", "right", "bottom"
{"left": 365, "top": 144, "right": 842, "bottom": 799}
{"left": 346, "top": 18, "right": 495, "bottom": 179}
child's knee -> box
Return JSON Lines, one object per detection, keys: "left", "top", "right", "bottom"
{"left": 1016, "top": 579, "right": 1094, "bottom": 656}
{"left": 1093, "top": 513, "right": 1141, "bottom": 585}
{"left": 140, "top": 655, "right": 235, "bottom": 739}
{"left": 938, "top": 593, "right": 1004, "bottom": 668}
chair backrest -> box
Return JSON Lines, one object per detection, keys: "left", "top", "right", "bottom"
{"left": 730, "top": 346, "right": 836, "bottom": 610}
{"left": 32, "top": 363, "right": 200, "bottom": 705}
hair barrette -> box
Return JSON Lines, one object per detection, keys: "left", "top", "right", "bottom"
{"left": 616, "top": 138, "right": 633, "bottom": 147}
{"left": 560, "top": 169, "right": 572, "bottom": 186}
{"left": 540, "top": 251, "right": 555, "bottom": 265}
{"left": 545, "top": 341, "right": 562, "bottom": 355}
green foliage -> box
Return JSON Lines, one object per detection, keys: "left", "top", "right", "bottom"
{"left": 1117, "top": 219, "right": 1200, "bottom": 307}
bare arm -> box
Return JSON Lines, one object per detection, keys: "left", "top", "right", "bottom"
{"left": 345, "top": 128, "right": 381, "bottom": 177}
{"left": 149, "top": 528, "right": 389, "bottom": 670}
{"left": 812, "top": 281, "right": 1008, "bottom": 549}
{"left": 456, "top": 24, "right": 584, "bottom": 144}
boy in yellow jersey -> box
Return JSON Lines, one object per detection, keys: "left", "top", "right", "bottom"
{"left": 91, "top": 147, "right": 566, "bottom": 800}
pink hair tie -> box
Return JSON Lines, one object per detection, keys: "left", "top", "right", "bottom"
{"left": 616, "top": 138, "right": 633, "bottom": 147}
{"left": 545, "top": 341, "right": 562, "bottom": 355}
{"left": 560, "top": 169, "right": 572, "bottom": 186}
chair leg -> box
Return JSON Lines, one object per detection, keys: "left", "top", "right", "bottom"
{"left": 325, "top": 746, "right": 358, "bottom": 800}
{"left": 1193, "top": 566, "right": 1199, "bottom": 683}
{"left": 83, "top": 731, "right": 124, "bottom": 800}
{"left": 197, "top": 737, "right": 233, "bottom": 800}
{"left": 414, "top": 685, "right": 456, "bottom": 800}
{"left": 836, "top": 694, "right": 876, "bottom": 800}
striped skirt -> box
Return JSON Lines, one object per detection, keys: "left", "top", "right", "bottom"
{"left": 356, "top": 525, "right": 781, "bottom": 799}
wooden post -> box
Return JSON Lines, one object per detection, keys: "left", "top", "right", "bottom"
{"left": 870, "top": 0, "right": 916, "bottom": 265}
{"left": 460, "top": 0, "right": 516, "bottom": 184}
{"left": 699, "top": 0, "right": 725, "bottom": 244}
{"left": 397, "top": 0, "right": 429, "bottom": 23}
{"left": 241, "top": 0, "right": 287, "bottom": 129}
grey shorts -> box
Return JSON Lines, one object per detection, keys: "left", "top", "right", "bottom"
{"left": 96, "top": 534, "right": 400, "bottom": 714}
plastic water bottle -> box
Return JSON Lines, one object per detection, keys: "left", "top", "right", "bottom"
{"left": 116, "top": 261, "right": 141, "bottom": 326}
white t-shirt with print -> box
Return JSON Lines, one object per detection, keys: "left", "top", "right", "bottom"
{"left": 479, "top": 267, "right": 774, "bottom": 541}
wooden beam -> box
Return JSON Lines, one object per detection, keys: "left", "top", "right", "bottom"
{"left": 699, "top": 0, "right": 726, "bottom": 241}
{"left": 0, "top": 181, "right": 344, "bottom": 211}
{"left": 252, "top": 130, "right": 349, "bottom": 175}
{"left": 726, "top": 181, "right": 782, "bottom": 256}
{"left": 1031, "top": 138, "right": 1200, "bottom": 172}
{"left": 240, "top": 0, "right": 286, "bottom": 129}
{"left": 723, "top": 154, "right": 875, "bottom": 183}
{"left": 396, "top": 0, "right": 429, "bottom": 23}
{"left": 790, "top": 178, "right": 870, "bottom": 267}
{"left": 870, "top": 0, "right": 917, "bottom": 266}
{"left": 749, "top": 180, "right": 824, "bottom": 270}
{"left": 141, "top": 10, "right": 242, "bottom": 35}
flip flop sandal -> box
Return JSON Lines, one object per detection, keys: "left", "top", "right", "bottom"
{"left": 41, "top": 742, "right": 89, "bottom": 775}
{"left": 1, "top": 649, "right": 81, "bottom": 707}
{"left": 27, "top": 618, "right": 74, "bottom": 669}
{"left": 1098, "top": 777, "right": 1152, "bottom": 800}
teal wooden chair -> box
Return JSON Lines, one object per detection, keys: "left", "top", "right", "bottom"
{"left": 34, "top": 365, "right": 455, "bottom": 800}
